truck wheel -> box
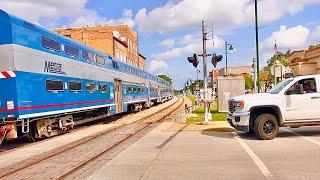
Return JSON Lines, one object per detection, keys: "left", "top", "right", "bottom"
{"left": 254, "top": 114, "right": 279, "bottom": 140}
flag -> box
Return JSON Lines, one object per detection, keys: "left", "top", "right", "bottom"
{"left": 273, "top": 41, "right": 279, "bottom": 54}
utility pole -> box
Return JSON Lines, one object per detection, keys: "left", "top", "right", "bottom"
{"left": 202, "top": 21, "right": 211, "bottom": 123}
{"left": 254, "top": 0, "right": 260, "bottom": 93}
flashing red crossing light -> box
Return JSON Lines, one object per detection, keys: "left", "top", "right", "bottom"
{"left": 187, "top": 53, "right": 199, "bottom": 68}
{"left": 211, "top": 54, "right": 223, "bottom": 68}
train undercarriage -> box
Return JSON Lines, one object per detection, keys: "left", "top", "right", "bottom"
{"left": 0, "top": 96, "right": 173, "bottom": 144}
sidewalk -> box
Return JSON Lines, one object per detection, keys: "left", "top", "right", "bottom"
{"left": 88, "top": 120, "right": 264, "bottom": 180}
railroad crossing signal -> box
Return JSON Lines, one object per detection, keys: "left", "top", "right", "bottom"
{"left": 187, "top": 53, "right": 199, "bottom": 68}
{"left": 211, "top": 54, "right": 223, "bottom": 68}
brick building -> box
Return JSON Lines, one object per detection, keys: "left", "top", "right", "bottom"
{"left": 288, "top": 45, "right": 320, "bottom": 76}
{"left": 218, "top": 66, "right": 251, "bottom": 76}
{"left": 53, "top": 25, "right": 145, "bottom": 69}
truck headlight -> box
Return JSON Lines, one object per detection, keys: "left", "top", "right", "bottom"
{"left": 235, "top": 101, "right": 244, "bottom": 109}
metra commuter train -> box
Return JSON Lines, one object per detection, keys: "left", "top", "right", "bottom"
{"left": 0, "top": 9, "right": 174, "bottom": 143}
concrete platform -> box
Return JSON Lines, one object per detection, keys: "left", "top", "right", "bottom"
{"left": 88, "top": 121, "right": 264, "bottom": 180}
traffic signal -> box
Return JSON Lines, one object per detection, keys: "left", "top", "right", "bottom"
{"left": 211, "top": 54, "right": 223, "bottom": 68}
{"left": 187, "top": 53, "right": 199, "bottom": 68}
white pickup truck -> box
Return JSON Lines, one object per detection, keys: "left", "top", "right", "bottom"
{"left": 228, "top": 74, "right": 320, "bottom": 140}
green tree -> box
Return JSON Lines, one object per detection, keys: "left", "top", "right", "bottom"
{"left": 158, "top": 74, "right": 172, "bottom": 84}
{"left": 260, "top": 51, "right": 290, "bottom": 85}
{"left": 242, "top": 74, "right": 253, "bottom": 90}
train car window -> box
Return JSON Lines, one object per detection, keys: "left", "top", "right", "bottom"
{"left": 133, "top": 87, "right": 137, "bottom": 92}
{"left": 86, "top": 83, "right": 97, "bottom": 92}
{"left": 96, "top": 55, "right": 105, "bottom": 65}
{"left": 83, "top": 50, "right": 95, "bottom": 62}
{"left": 42, "top": 36, "right": 61, "bottom": 51}
{"left": 98, "top": 84, "right": 107, "bottom": 92}
{"left": 65, "top": 45, "right": 80, "bottom": 57}
{"left": 127, "top": 87, "right": 133, "bottom": 93}
{"left": 68, "top": 81, "right": 82, "bottom": 91}
{"left": 46, "top": 80, "right": 64, "bottom": 91}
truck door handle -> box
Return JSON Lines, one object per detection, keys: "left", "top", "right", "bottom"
{"left": 311, "top": 96, "right": 320, "bottom": 99}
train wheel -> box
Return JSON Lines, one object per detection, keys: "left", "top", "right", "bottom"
{"left": 27, "top": 122, "right": 39, "bottom": 143}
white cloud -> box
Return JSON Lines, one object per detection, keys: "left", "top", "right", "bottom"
{"left": 309, "top": 25, "right": 320, "bottom": 43}
{"left": 71, "top": 9, "right": 135, "bottom": 28}
{"left": 0, "top": 1, "right": 135, "bottom": 28}
{"left": 155, "top": 34, "right": 225, "bottom": 60}
{"left": 261, "top": 25, "right": 310, "bottom": 51}
{"left": 0, "top": 0, "right": 88, "bottom": 24}
{"left": 149, "top": 60, "right": 168, "bottom": 72}
{"left": 160, "top": 39, "right": 175, "bottom": 49}
{"left": 135, "top": 0, "right": 320, "bottom": 33}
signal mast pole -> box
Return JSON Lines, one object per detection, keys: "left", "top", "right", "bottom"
{"left": 202, "top": 21, "right": 211, "bottom": 123}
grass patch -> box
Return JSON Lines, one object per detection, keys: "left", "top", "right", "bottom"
{"left": 187, "top": 101, "right": 227, "bottom": 123}
{"left": 187, "top": 95, "right": 196, "bottom": 105}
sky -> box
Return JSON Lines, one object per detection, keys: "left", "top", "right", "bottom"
{"left": 1, "top": 0, "right": 320, "bottom": 89}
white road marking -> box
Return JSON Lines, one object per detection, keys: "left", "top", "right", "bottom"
{"left": 233, "top": 132, "right": 273, "bottom": 179}
{"left": 284, "top": 129, "right": 320, "bottom": 146}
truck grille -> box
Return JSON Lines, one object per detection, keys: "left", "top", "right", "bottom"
{"left": 228, "top": 100, "right": 235, "bottom": 113}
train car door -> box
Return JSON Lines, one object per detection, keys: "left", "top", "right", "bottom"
{"left": 114, "top": 80, "right": 123, "bottom": 113}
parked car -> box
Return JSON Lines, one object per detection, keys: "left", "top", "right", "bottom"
{"left": 228, "top": 74, "right": 320, "bottom": 140}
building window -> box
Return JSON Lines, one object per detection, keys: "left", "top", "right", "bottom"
{"left": 128, "top": 39, "right": 130, "bottom": 52}
{"left": 42, "top": 36, "right": 61, "bottom": 51}
{"left": 86, "top": 82, "right": 97, "bottom": 92}
{"left": 46, "top": 79, "right": 64, "bottom": 91}
{"left": 68, "top": 81, "right": 82, "bottom": 91}
{"left": 64, "top": 35, "right": 71, "bottom": 38}
{"left": 83, "top": 50, "right": 95, "bottom": 62}
{"left": 115, "top": 49, "right": 120, "bottom": 59}
{"left": 65, "top": 45, "right": 80, "bottom": 57}
{"left": 96, "top": 55, "right": 105, "bottom": 65}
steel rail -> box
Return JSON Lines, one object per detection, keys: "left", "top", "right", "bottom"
{"left": 0, "top": 97, "right": 182, "bottom": 179}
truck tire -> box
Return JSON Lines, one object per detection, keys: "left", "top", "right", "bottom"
{"left": 254, "top": 114, "right": 279, "bottom": 140}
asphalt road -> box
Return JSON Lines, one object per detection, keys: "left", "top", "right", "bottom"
{"left": 88, "top": 122, "right": 320, "bottom": 180}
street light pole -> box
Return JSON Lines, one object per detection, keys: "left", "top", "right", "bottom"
{"left": 225, "top": 41, "right": 228, "bottom": 76}
{"left": 225, "top": 41, "right": 234, "bottom": 76}
{"left": 254, "top": 0, "right": 260, "bottom": 93}
{"left": 202, "top": 21, "right": 211, "bottom": 123}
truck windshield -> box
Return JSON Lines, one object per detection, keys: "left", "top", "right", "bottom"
{"left": 269, "top": 79, "right": 294, "bottom": 94}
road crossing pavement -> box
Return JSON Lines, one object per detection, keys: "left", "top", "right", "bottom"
{"left": 88, "top": 122, "right": 320, "bottom": 180}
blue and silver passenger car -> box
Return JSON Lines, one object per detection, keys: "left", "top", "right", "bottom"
{"left": 0, "top": 9, "right": 174, "bottom": 142}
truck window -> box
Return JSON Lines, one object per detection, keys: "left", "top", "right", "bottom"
{"left": 270, "top": 78, "right": 294, "bottom": 94}
{"left": 286, "top": 78, "right": 317, "bottom": 95}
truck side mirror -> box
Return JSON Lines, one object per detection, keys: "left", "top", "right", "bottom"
{"left": 295, "top": 84, "right": 304, "bottom": 94}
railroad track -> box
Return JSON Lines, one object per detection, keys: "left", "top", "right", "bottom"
{"left": 0, "top": 96, "right": 184, "bottom": 180}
